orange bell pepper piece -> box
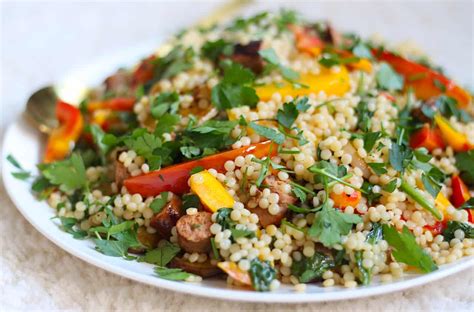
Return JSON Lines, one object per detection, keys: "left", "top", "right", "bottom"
{"left": 189, "top": 170, "right": 235, "bottom": 212}
{"left": 124, "top": 141, "right": 277, "bottom": 196}
{"left": 87, "top": 97, "right": 136, "bottom": 112}
{"left": 409, "top": 124, "right": 445, "bottom": 151}
{"left": 44, "top": 100, "right": 84, "bottom": 163}
{"left": 434, "top": 114, "right": 473, "bottom": 152}
{"left": 374, "top": 50, "right": 471, "bottom": 108}
{"left": 288, "top": 24, "right": 324, "bottom": 57}
{"left": 217, "top": 261, "right": 252, "bottom": 286}
{"left": 450, "top": 175, "right": 471, "bottom": 208}
{"left": 330, "top": 190, "right": 362, "bottom": 209}
{"left": 255, "top": 66, "right": 350, "bottom": 101}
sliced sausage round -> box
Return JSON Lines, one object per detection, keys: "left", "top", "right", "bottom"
{"left": 176, "top": 211, "right": 213, "bottom": 253}
{"left": 252, "top": 175, "right": 296, "bottom": 227}
{"left": 150, "top": 196, "right": 183, "bottom": 239}
{"left": 169, "top": 257, "right": 221, "bottom": 278}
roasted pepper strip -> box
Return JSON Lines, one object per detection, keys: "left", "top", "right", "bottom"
{"left": 87, "top": 97, "right": 136, "bottom": 112}
{"left": 189, "top": 170, "right": 235, "bottom": 212}
{"left": 409, "top": 123, "right": 445, "bottom": 151}
{"left": 44, "top": 100, "right": 84, "bottom": 163}
{"left": 330, "top": 190, "right": 362, "bottom": 209}
{"left": 255, "top": 66, "right": 350, "bottom": 101}
{"left": 434, "top": 114, "right": 473, "bottom": 152}
{"left": 217, "top": 261, "right": 252, "bottom": 286}
{"left": 124, "top": 141, "right": 277, "bottom": 196}
{"left": 450, "top": 175, "right": 471, "bottom": 208}
{"left": 374, "top": 50, "right": 471, "bottom": 108}
{"left": 288, "top": 24, "right": 324, "bottom": 57}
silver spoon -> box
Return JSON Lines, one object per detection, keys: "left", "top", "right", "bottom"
{"left": 25, "top": 0, "right": 253, "bottom": 133}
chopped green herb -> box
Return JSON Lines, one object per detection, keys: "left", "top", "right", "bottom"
{"left": 291, "top": 252, "right": 335, "bottom": 283}
{"left": 39, "top": 153, "right": 87, "bottom": 192}
{"left": 376, "top": 62, "right": 404, "bottom": 91}
{"left": 366, "top": 222, "right": 383, "bottom": 244}
{"left": 248, "top": 258, "right": 276, "bottom": 291}
{"left": 442, "top": 221, "right": 474, "bottom": 241}
{"left": 140, "top": 241, "right": 181, "bottom": 266}
{"left": 354, "top": 251, "right": 371, "bottom": 285}
{"left": 367, "top": 162, "right": 388, "bottom": 175}
{"left": 154, "top": 266, "right": 193, "bottom": 281}
{"left": 150, "top": 192, "right": 169, "bottom": 213}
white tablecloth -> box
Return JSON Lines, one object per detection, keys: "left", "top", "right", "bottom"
{"left": 1, "top": 1, "right": 473, "bottom": 310}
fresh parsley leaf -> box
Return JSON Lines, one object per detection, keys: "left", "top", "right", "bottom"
{"left": 211, "top": 61, "right": 258, "bottom": 110}
{"left": 150, "top": 192, "right": 169, "bottom": 213}
{"left": 89, "top": 124, "right": 109, "bottom": 162}
{"left": 7, "top": 154, "right": 31, "bottom": 180}
{"left": 319, "top": 52, "right": 359, "bottom": 68}
{"left": 383, "top": 179, "right": 398, "bottom": 193}
{"left": 366, "top": 222, "right": 383, "bottom": 244}
{"left": 355, "top": 99, "right": 373, "bottom": 132}
{"left": 153, "top": 46, "right": 194, "bottom": 81}
{"left": 442, "top": 221, "right": 474, "bottom": 241}
{"left": 230, "top": 227, "right": 255, "bottom": 239}
{"left": 182, "top": 194, "right": 200, "bottom": 210}
{"left": 150, "top": 92, "right": 179, "bottom": 118}
{"left": 389, "top": 141, "right": 412, "bottom": 173}
{"left": 154, "top": 266, "right": 193, "bottom": 281}
{"left": 154, "top": 113, "right": 180, "bottom": 137}
{"left": 367, "top": 162, "right": 388, "bottom": 175}
{"left": 201, "top": 39, "right": 234, "bottom": 62}
{"left": 376, "top": 62, "right": 404, "bottom": 91}
{"left": 276, "top": 101, "right": 298, "bottom": 129}
{"left": 248, "top": 258, "right": 276, "bottom": 292}
{"left": 39, "top": 153, "right": 87, "bottom": 192}
{"left": 140, "top": 241, "right": 180, "bottom": 266}
{"left": 259, "top": 48, "right": 300, "bottom": 83}
{"left": 94, "top": 239, "right": 130, "bottom": 257}
{"left": 248, "top": 122, "right": 285, "bottom": 144}
{"left": 352, "top": 42, "right": 373, "bottom": 60}
{"left": 308, "top": 202, "right": 362, "bottom": 247}
{"left": 363, "top": 131, "right": 381, "bottom": 152}
{"left": 382, "top": 225, "right": 437, "bottom": 273}
{"left": 291, "top": 252, "right": 335, "bottom": 283}
{"left": 58, "top": 217, "right": 88, "bottom": 239}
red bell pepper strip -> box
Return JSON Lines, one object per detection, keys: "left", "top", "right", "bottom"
{"left": 450, "top": 175, "right": 471, "bottom": 208}
{"left": 44, "top": 100, "right": 84, "bottom": 163}
{"left": 124, "top": 140, "right": 278, "bottom": 196}
{"left": 424, "top": 220, "right": 447, "bottom": 236}
{"left": 468, "top": 209, "right": 474, "bottom": 223}
{"left": 409, "top": 124, "right": 445, "bottom": 151}
{"left": 87, "top": 97, "right": 136, "bottom": 112}
{"left": 374, "top": 50, "right": 472, "bottom": 108}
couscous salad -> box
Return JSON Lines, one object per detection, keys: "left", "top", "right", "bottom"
{"left": 9, "top": 10, "right": 474, "bottom": 292}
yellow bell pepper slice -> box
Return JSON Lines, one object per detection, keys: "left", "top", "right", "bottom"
{"left": 349, "top": 59, "right": 372, "bottom": 73}
{"left": 189, "top": 170, "right": 235, "bottom": 212}
{"left": 435, "top": 192, "right": 452, "bottom": 221}
{"left": 255, "top": 66, "right": 351, "bottom": 101}
{"left": 434, "top": 114, "right": 472, "bottom": 152}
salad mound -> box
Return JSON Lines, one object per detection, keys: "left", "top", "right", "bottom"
{"left": 10, "top": 10, "right": 474, "bottom": 292}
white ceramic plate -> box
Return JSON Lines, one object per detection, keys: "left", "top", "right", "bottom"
{"left": 2, "top": 42, "right": 473, "bottom": 303}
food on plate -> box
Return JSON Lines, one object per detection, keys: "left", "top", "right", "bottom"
{"left": 9, "top": 10, "right": 474, "bottom": 292}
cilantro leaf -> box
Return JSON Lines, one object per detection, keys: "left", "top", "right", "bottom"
{"left": 211, "top": 62, "right": 259, "bottom": 110}
{"left": 352, "top": 42, "right": 373, "bottom": 60}
{"left": 366, "top": 222, "right": 383, "bottom": 244}
{"left": 259, "top": 48, "right": 300, "bottom": 83}
{"left": 39, "top": 153, "right": 87, "bottom": 192}
{"left": 382, "top": 225, "right": 437, "bottom": 273}
{"left": 152, "top": 46, "right": 194, "bottom": 81}
{"left": 154, "top": 266, "right": 193, "bottom": 281}
{"left": 248, "top": 258, "right": 276, "bottom": 291}
{"left": 7, "top": 154, "right": 31, "bottom": 181}
{"left": 361, "top": 181, "right": 382, "bottom": 205}
{"left": 367, "top": 162, "right": 388, "bottom": 175}
{"left": 308, "top": 202, "right": 362, "bottom": 247}
{"left": 150, "top": 192, "right": 169, "bottom": 213}
{"left": 89, "top": 124, "right": 109, "bottom": 162}
{"left": 276, "top": 101, "right": 298, "bottom": 129}
{"left": 376, "top": 62, "right": 404, "bottom": 91}
{"left": 319, "top": 52, "right": 359, "bottom": 68}
{"left": 201, "top": 39, "right": 234, "bottom": 62}
{"left": 154, "top": 113, "right": 179, "bottom": 137}
{"left": 58, "top": 217, "right": 88, "bottom": 239}
{"left": 150, "top": 92, "right": 179, "bottom": 119}
{"left": 140, "top": 241, "right": 181, "bottom": 266}
{"left": 248, "top": 122, "right": 285, "bottom": 144}
{"left": 94, "top": 239, "right": 130, "bottom": 257}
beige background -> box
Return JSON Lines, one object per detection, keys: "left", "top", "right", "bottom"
{"left": 1, "top": 1, "right": 473, "bottom": 311}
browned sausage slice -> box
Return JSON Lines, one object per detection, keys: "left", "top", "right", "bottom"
{"left": 176, "top": 212, "right": 212, "bottom": 253}
{"left": 150, "top": 196, "right": 183, "bottom": 239}
{"left": 252, "top": 175, "right": 296, "bottom": 227}
{"left": 128, "top": 226, "right": 160, "bottom": 254}
{"left": 169, "top": 257, "right": 221, "bottom": 278}
{"left": 114, "top": 159, "right": 130, "bottom": 189}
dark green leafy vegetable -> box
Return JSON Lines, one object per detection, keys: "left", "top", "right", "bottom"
{"left": 7, "top": 154, "right": 31, "bottom": 180}
{"left": 152, "top": 46, "right": 194, "bottom": 82}
{"left": 259, "top": 48, "right": 300, "bottom": 83}
{"left": 455, "top": 150, "right": 474, "bottom": 186}
{"left": 248, "top": 258, "right": 276, "bottom": 291}
{"left": 150, "top": 192, "right": 169, "bottom": 213}
{"left": 248, "top": 122, "right": 285, "bottom": 144}
{"left": 201, "top": 39, "right": 234, "bottom": 62}
{"left": 354, "top": 251, "right": 371, "bottom": 285}
{"left": 319, "top": 52, "right": 359, "bottom": 68}
{"left": 291, "top": 252, "right": 335, "bottom": 283}
{"left": 150, "top": 92, "right": 180, "bottom": 119}
{"left": 442, "top": 221, "right": 474, "bottom": 241}
{"left": 366, "top": 222, "right": 383, "bottom": 244}
{"left": 367, "top": 162, "right": 388, "bottom": 175}
{"left": 154, "top": 113, "right": 180, "bottom": 137}
{"left": 58, "top": 217, "right": 88, "bottom": 239}
{"left": 382, "top": 225, "right": 437, "bottom": 273}
{"left": 361, "top": 181, "right": 382, "bottom": 206}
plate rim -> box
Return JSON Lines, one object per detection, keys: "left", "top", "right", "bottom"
{"left": 2, "top": 42, "right": 473, "bottom": 302}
